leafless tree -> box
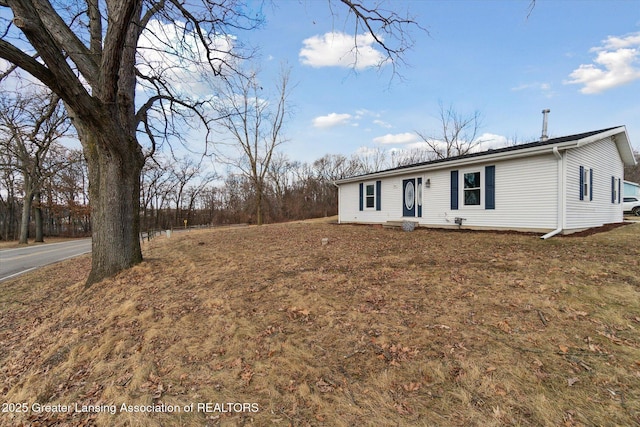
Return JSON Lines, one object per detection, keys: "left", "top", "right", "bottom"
{"left": 354, "top": 147, "right": 388, "bottom": 174}
{"left": 48, "top": 148, "right": 90, "bottom": 237}
{"left": 311, "top": 154, "right": 360, "bottom": 217}
{"left": 266, "top": 152, "right": 297, "bottom": 220}
{"left": 0, "top": 0, "right": 419, "bottom": 284}
{"left": 0, "top": 149, "right": 19, "bottom": 240}
{"left": 214, "top": 68, "right": 291, "bottom": 225}
{"left": 415, "top": 102, "right": 485, "bottom": 159}
{"left": 0, "top": 90, "right": 70, "bottom": 243}
{"left": 389, "top": 147, "right": 436, "bottom": 168}
{"left": 168, "top": 157, "right": 202, "bottom": 226}
{"left": 625, "top": 152, "right": 640, "bottom": 184}
{"left": 313, "top": 153, "right": 361, "bottom": 182}
{"left": 0, "top": 0, "right": 259, "bottom": 284}
{"left": 140, "top": 156, "right": 173, "bottom": 230}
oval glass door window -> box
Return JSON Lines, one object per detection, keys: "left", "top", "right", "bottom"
{"left": 404, "top": 181, "right": 415, "bottom": 210}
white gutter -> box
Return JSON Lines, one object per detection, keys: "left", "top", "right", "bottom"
{"left": 332, "top": 181, "right": 341, "bottom": 224}
{"left": 541, "top": 146, "right": 564, "bottom": 239}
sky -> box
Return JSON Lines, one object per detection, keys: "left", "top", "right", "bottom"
{"left": 234, "top": 0, "right": 640, "bottom": 164}
{"left": 1, "top": 0, "right": 638, "bottom": 169}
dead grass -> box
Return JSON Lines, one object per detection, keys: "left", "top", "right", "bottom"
{"left": 1, "top": 221, "right": 640, "bottom": 426}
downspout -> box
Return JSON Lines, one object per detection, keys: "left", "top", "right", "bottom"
{"left": 333, "top": 181, "right": 341, "bottom": 224}
{"left": 541, "top": 146, "right": 564, "bottom": 239}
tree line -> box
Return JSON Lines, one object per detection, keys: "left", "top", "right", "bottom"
{"left": 5, "top": 88, "right": 638, "bottom": 243}
{"left": 1, "top": 109, "right": 435, "bottom": 242}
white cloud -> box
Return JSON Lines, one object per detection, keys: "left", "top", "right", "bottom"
{"left": 403, "top": 141, "right": 433, "bottom": 151}
{"left": 601, "top": 32, "right": 640, "bottom": 49}
{"left": 476, "top": 133, "right": 509, "bottom": 150}
{"left": 299, "top": 31, "right": 386, "bottom": 69}
{"left": 511, "top": 82, "right": 554, "bottom": 98}
{"left": 312, "top": 112, "right": 352, "bottom": 128}
{"left": 565, "top": 31, "right": 640, "bottom": 94}
{"left": 373, "top": 132, "right": 419, "bottom": 145}
{"left": 373, "top": 119, "right": 392, "bottom": 129}
{"left": 0, "top": 58, "right": 11, "bottom": 73}
{"left": 355, "top": 146, "right": 380, "bottom": 156}
{"left": 354, "top": 109, "right": 380, "bottom": 119}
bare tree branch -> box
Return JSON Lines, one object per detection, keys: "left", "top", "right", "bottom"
{"left": 336, "top": 0, "right": 425, "bottom": 75}
{"left": 416, "top": 102, "right": 485, "bottom": 159}
{"left": 213, "top": 67, "right": 292, "bottom": 225}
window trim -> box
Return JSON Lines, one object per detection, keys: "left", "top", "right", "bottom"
{"left": 365, "top": 183, "right": 376, "bottom": 209}
{"left": 452, "top": 167, "right": 495, "bottom": 210}
{"left": 463, "top": 170, "right": 482, "bottom": 207}
{"left": 579, "top": 166, "right": 593, "bottom": 202}
{"left": 359, "top": 180, "right": 381, "bottom": 211}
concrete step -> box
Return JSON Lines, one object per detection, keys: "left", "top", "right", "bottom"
{"left": 383, "top": 220, "right": 418, "bottom": 230}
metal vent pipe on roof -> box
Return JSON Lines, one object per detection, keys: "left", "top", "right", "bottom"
{"left": 541, "top": 109, "right": 550, "bottom": 141}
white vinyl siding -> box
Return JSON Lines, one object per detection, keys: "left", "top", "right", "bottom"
{"left": 340, "top": 179, "right": 397, "bottom": 223}
{"left": 564, "top": 137, "right": 624, "bottom": 229}
{"left": 421, "top": 154, "right": 558, "bottom": 230}
{"left": 339, "top": 155, "right": 558, "bottom": 231}
{"left": 337, "top": 134, "right": 627, "bottom": 233}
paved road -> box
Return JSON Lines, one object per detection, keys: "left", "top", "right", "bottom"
{"left": 0, "top": 239, "right": 92, "bottom": 282}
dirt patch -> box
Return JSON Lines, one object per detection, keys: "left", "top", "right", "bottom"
{"left": 561, "top": 221, "right": 632, "bottom": 237}
{"left": 1, "top": 221, "right": 639, "bottom": 426}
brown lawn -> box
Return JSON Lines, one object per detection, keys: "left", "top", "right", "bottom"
{"left": 1, "top": 220, "right": 639, "bottom": 426}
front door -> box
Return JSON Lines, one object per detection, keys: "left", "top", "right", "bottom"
{"left": 403, "top": 178, "right": 422, "bottom": 217}
{"left": 403, "top": 179, "right": 416, "bottom": 217}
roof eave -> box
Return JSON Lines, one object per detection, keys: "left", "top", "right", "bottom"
{"left": 334, "top": 141, "right": 577, "bottom": 185}
{"left": 334, "top": 127, "right": 636, "bottom": 185}
{"left": 575, "top": 126, "right": 635, "bottom": 165}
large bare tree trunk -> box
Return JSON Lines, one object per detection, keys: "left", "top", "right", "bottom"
{"left": 81, "top": 128, "right": 144, "bottom": 286}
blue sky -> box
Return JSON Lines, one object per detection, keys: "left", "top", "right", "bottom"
{"left": 1, "top": 0, "right": 638, "bottom": 167}
{"left": 239, "top": 0, "right": 640, "bottom": 163}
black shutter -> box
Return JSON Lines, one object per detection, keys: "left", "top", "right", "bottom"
{"left": 359, "top": 183, "right": 363, "bottom": 211}
{"left": 612, "top": 176, "right": 616, "bottom": 204}
{"left": 590, "top": 168, "right": 593, "bottom": 201}
{"left": 376, "top": 180, "right": 382, "bottom": 211}
{"left": 417, "top": 177, "right": 422, "bottom": 217}
{"left": 579, "top": 166, "right": 584, "bottom": 201}
{"left": 451, "top": 170, "right": 459, "bottom": 210}
{"left": 485, "top": 165, "right": 495, "bottom": 210}
{"left": 618, "top": 178, "right": 622, "bottom": 203}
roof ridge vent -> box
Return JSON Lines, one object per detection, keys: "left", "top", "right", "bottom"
{"left": 541, "top": 109, "right": 550, "bottom": 141}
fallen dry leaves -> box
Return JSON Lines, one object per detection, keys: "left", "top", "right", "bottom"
{"left": 1, "top": 220, "right": 639, "bottom": 426}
